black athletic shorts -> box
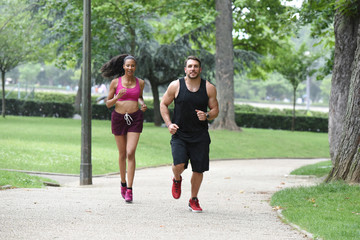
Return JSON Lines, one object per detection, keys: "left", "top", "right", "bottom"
{"left": 170, "top": 132, "right": 211, "bottom": 173}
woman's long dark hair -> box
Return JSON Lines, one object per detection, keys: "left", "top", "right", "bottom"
{"left": 100, "top": 54, "right": 136, "bottom": 78}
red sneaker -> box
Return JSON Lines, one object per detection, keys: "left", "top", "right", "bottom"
{"left": 188, "top": 198, "right": 203, "bottom": 213}
{"left": 172, "top": 176, "right": 182, "bottom": 199}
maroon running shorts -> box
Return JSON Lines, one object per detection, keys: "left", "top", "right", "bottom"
{"left": 111, "top": 109, "right": 144, "bottom": 136}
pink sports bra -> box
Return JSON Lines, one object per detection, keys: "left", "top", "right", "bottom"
{"left": 115, "top": 77, "right": 141, "bottom": 102}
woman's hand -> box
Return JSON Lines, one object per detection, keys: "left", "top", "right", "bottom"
{"left": 140, "top": 103, "right": 147, "bottom": 112}
{"left": 115, "top": 88, "right": 126, "bottom": 100}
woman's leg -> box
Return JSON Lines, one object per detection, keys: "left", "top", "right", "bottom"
{"left": 125, "top": 132, "right": 141, "bottom": 188}
{"left": 114, "top": 135, "right": 127, "bottom": 184}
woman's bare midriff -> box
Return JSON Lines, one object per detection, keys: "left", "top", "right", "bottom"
{"left": 114, "top": 101, "right": 139, "bottom": 114}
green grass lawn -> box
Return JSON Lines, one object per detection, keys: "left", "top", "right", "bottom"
{"left": 0, "top": 170, "right": 57, "bottom": 188}
{"left": 272, "top": 160, "right": 360, "bottom": 240}
{"left": 290, "top": 160, "right": 332, "bottom": 177}
{"left": 1, "top": 116, "right": 358, "bottom": 239}
{"left": 271, "top": 182, "right": 360, "bottom": 240}
{"left": 0, "top": 116, "right": 330, "bottom": 175}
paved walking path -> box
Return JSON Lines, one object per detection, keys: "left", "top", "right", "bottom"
{"left": 0, "top": 158, "right": 327, "bottom": 240}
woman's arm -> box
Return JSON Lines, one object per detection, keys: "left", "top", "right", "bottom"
{"left": 106, "top": 79, "right": 126, "bottom": 108}
{"left": 138, "top": 79, "right": 147, "bottom": 112}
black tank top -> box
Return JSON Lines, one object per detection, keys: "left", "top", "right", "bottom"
{"left": 172, "top": 77, "right": 209, "bottom": 142}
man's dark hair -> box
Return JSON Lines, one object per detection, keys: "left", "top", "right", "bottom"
{"left": 184, "top": 56, "right": 201, "bottom": 68}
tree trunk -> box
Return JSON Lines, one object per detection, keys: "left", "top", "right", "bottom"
{"left": 326, "top": 11, "right": 360, "bottom": 183}
{"left": 328, "top": 12, "right": 358, "bottom": 161}
{"left": 149, "top": 79, "right": 162, "bottom": 126}
{"left": 74, "top": 68, "right": 83, "bottom": 114}
{"left": 130, "top": 26, "right": 136, "bottom": 56}
{"left": 211, "top": 0, "right": 240, "bottom": 131}
{"left": 1, "top": 71, "right": 5, "bottom": 118}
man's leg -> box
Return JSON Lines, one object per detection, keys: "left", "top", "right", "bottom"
{"left": 191, "top": 171, "right": 203, "bottom": 198}
{"left": 188, "top": 171, "right": 204, "bottom": 212}
{"left": 172, "top": 163, "right": 185, "bottom": 181}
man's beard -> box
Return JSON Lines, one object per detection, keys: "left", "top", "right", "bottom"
{"left": 187, "top": 72, "right": 199, "bottom": 79}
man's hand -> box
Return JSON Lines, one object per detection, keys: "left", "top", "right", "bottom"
{"left": 195, "top": 109, "right": 207, "bottom": 121}
{"left": 167, "top": 123, "right": 179, "bottom": 135}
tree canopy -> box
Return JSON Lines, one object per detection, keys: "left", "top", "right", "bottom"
{"left": 0, "top": 0, "right": 50, "bottom": 117}
{"left": 2, "top": 0, "right": 331, "bottom": 127}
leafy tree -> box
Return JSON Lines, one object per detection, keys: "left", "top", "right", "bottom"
{"left": 134, "top": 37, "right": 215, "bottom": 126}
{"left": 263, "top": 74, "right": 292, "bottom": 101}
{"left": 299, "top": 0, "right": 335, "bottom": 50}
{"left": 300, "top": 0, "right": 360, "bottom": 172}
{"left": 232, "top": 0, "right": 296, "bottom": 55}
{"left": 299, "top": 0, "right": 360, "bottom": 182}
{"left": 153, "top": 0, "right": 297, "bottom": 130}
{"left": 211, "top": 0, "right": 239, "bottom": 130}
{"left": 39, "top": 0, "right": 131, "bottom": 112}
{"left": 42, "top": 0, "right": 297, "bottom": 130}
{"left": 42, "top": 0, "right": 194, "bottom": 119}
{"left": 268, "top": 43, "right": 318, "bottom": 130}
{"left": 0, "top": 0, "right": 47, "bottom": 117}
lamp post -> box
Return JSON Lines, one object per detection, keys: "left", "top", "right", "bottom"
{"left": 80, "top": 0, "right": 92, "bottom": 185}
{"left": 306, "top": 74, "right": 310, "bottom": 111}
{"left": 304, "top": 51, "right": 311, "bottom": 112}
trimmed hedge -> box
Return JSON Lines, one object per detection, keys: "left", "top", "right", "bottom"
{"left": 3, "top": 90, "right": 98, "bottom": 104}
{"left": 1, "top": 99, "right": 328, "bottom": 132}
{"left": 234, "top": 104, "right": 328, "bottom": 118}
{"left": 235, "top": 112, "right": 327, "bottom": 132}
{"left": 3, "top": 99, "right": 74, "bottom": 118}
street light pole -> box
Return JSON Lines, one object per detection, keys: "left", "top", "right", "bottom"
{"left": 80, "top": 0, "right": 92, "bottom": 185}
{"left": 306, "top": 74, "right": 311, "bottom": 111}
{"left": 304, "top": 51, "right": 311, "bottom": 112}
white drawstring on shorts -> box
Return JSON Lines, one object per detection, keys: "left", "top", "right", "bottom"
{"left": 124, "top": 113, "right": 133, "bottom": 125}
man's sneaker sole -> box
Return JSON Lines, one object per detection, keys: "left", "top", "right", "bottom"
{"left": 188, "top": 206, "right": 203, "bottom": 213}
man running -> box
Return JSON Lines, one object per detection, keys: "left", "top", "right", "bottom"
{"left": 160, "top": 56, "right": 219, "bottom": 212}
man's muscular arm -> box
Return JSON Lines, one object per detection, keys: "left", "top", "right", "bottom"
{"left": 160, "top": 80, "right": 180, "bottom": 134}
{"left": 206, "top": 81, "right": 219, "bottom": 120}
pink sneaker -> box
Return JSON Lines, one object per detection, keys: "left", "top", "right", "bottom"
{"left": 125, "top": 189, "right": 133, "bottom": 203}
{"left": 121, "top": 186, "right": 127, "bottom": 199}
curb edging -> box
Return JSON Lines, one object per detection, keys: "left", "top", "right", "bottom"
{"left": 276, "top": 209, "right": 322, "bottom": 240}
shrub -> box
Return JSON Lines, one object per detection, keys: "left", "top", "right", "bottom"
{"left": 1, "top": 98, "right": 328, "bottom": 132}
{"left": 3, "top": 99, "right": 74, "bottom": 118}
{"left": 235, "top": 112, "right": 327, "bottom": 132}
